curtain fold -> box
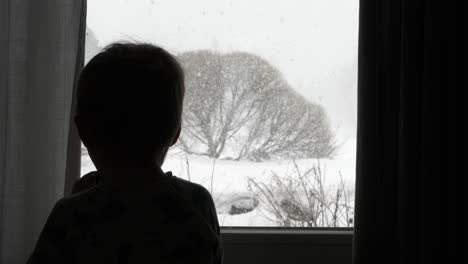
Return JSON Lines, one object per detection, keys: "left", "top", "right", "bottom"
{"left": 354, "top": 1, "right": 464, "bottom": 264}
{"left": 64, "top": 1, "right": 87, "bottom": 197}
{"left": 0, "top": 1, "right": 86, "bottom": 263}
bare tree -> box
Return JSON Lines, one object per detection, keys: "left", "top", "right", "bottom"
{"left": 178, "top": 50, "right": 335, "bottom": 161}
{"left": 237, "top": 87, "right": 336, "bottom": 161}
{"left": 177, "top": 51, "right": 226, "bottom": 157}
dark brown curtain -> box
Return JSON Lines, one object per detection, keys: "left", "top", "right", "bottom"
{"left": 353, "top": 1, "right": 465, "bottom": 264}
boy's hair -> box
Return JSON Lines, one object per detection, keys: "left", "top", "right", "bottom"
{"left": 76, "top": 43, "right": 185, "bottom": 161}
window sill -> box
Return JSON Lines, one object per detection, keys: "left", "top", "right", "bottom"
{"left": 220, "top": 227, "right": 353, "bottom": 264}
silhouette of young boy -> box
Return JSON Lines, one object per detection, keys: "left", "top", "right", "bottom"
{"left": 28, "top": 43, "right": 223, "bottom": 264}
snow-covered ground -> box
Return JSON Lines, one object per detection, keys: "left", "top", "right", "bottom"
{"left": 81, "top": 137, "right": 355, "bottom": 227}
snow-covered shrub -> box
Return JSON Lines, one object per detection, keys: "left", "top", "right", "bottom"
{"left": 247, "top": 160, "right": 354, "bottom": 227}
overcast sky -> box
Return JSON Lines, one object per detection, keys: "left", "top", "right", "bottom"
{"left": 87, "top": 0, "right": 359, "bottom": 136}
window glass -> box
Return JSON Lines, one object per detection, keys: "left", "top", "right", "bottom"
{"left": 82, "top": 0, "right": 358, "bottom": 228}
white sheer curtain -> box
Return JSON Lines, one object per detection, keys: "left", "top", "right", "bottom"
{"left": 0, "top": 1, "right": 86, "bottom": 263}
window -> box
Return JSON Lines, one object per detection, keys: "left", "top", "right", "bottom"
{"left": 82, "top": 0, "right": 358, "bottom": 229}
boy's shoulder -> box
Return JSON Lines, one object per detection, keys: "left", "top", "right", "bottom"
{"left": 51, "top": 183, "right": 104, "bottom": 221}
{"left": 168, "top": 173, "right": 214, "bottom": 204}
{"left": 58, "top": 171, "right": 214, "bottom": 214}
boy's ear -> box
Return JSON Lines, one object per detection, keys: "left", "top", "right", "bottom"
{"left": 170, "top": 126, "right": 181, "bottom": 146}
{"left": 74, "top": 115, "right": 93, "bottom": 147}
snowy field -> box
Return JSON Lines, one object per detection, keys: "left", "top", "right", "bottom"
{"left": 81, "top": 137, "right": 355, "bottom": 227}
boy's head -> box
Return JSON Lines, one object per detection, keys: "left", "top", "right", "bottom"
{"left": 75, "top": 43, "right": 185, "bottom": 169}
